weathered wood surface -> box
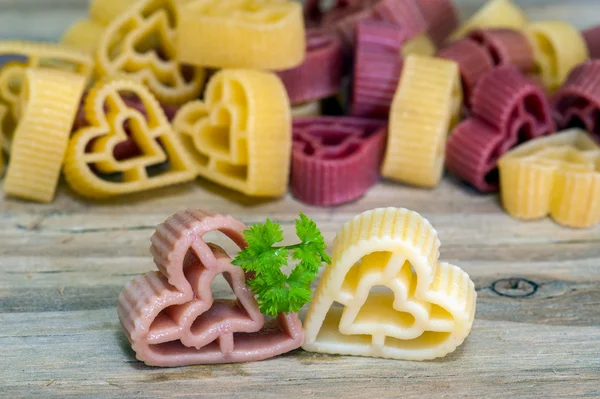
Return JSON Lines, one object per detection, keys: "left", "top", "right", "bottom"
{"left": 0, "top": 1, "right": 600, "bottom": 398}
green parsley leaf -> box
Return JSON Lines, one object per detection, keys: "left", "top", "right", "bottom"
{"left": 232, "top": 214, "right": 331, "bottom": 316}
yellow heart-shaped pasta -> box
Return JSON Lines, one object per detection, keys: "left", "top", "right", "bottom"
{"left": 303, "top": 208, "right": 477, "bottom": 360}
{"left": 63, "top": 79, "right": 196, "bottom": 198}
{"left": 499, "top": 129, "right": 600, "bottom": 228}
{"left": 524, "top": 21, "right": 589, "bottom": 92}
{"left": 173, "top": 69, "right": 292, "bottom": 197}
{"left": 96, "top": 0, "right": 205, "bottom": 105}
{"left": 0, "top": 41, "right": 93, "bottom": 159}
{"left": 61, "top": 0, "right": 139, "bottom": 54}
{"left": 177, "top": 0, "right": 305, "bottom": 70}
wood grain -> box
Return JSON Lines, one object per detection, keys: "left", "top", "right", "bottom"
{"left": 0, "top": 1, "right": 600, "bottom": 398}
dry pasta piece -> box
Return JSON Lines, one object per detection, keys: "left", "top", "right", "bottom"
{"left": 524, "top": 21, "right": 589, "bottom": 92}
{"left": 317, "top": 0, "right": 426, "bottom": 51}
{"left": 61, "top": 19, "right": 106, "bottom": 54}
{"left": 62, "top": 0, "right": 139, "bottom": 54}
{"left": 582, "top": 25, "right": 600, "bottom": 59}
{"left": 437, "top": 38, "right": 493, "bottom": 108}
{"left": 74, "top": 92, "right": 181, "bottom": 129}
{"left": 467, "top": 28, "right": 534, "bottom": 73}
{"left": 291, "top": 117, "right": 387, "bottom": 206}
{"left": 303, "top": 207, "right": 476, "bottom": 360}
{"left": 498, "top": 129, "right": 600, "bottom": 228}
{"left": 319, "top": 2, "right": 374, "bottom": 49}
{"left": 173, "top": 69, "right": 292, "bottom": 197}
{"left": 445, "top": 66, "right": 555, "bottom": 192}
{"left": 351, "top": 20, "right": 405, "bottom": 119}
{"left": 63, "top": 79, "right": 196, "bottom": 198}
{"left": 89, "top": 0, "right": 139, "bottom": 25}
{"left": 291, "top": 101, "right": 321, "bottom": 117}
{"left": 0, "top": 41, "right": 93, "bottom": 154}
{"left": 553, "top": 60, "right": 600, "bottom": 138}
{"left": 177, "top": 0, "right": 305, "bottom": 71}
{"left": 118, "top": 210, "right": 303, "bottom": 366}
{"left": 470, "top": 65, "right": 555, "bottom": 140}
{"left": 381, "top": 54, "right": 461, "bottom": 188}
{"left": 96, "top": 0, "right": 206, "bottom": 105}
{"left": 3, "top": 68, "right": 86, "bottom": 202}
{"left": 415, "top": 0, "right": 458, "bottom": 46}
{"left": 445, "top": 119, "right": 508, "bottom": 193}
{"left": 276, "top": 29, "right": 343, "bottom": 106}
{"left": 401, "top": 33, "right": 436, "bottom": 57}
{"left": 451, "top": 0, "right": 527, "bottom": 40}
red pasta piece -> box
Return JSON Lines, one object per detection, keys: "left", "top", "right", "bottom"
{"left": 291, "top": 116, "right": 387, "bottom": 206}
{"left": 351, "top": 20, "right": 406, "bottom": 118}
{"left": 437, "top": 38, "right": 494, "bottom": 107}
{"left": 118, "top": 210, "right": 304, "bottom": 366}
{"left": 372, "top": 0, "right": 426, "bottom": 32}
{"left": 415, "top": 0, "right": 458, "bottom": 46}
{"left": 467, "top": 28, "right": 535, "bottom": 73}
{"left": 277, "top": 29, "right": 344, "bottom": 105}
{"left": 582, "top": 25, "right": 600, "bottom": 59}
{"left": 316, "top": 0, "right": 425, "bottom": 49}
{"left": 446, "top": 119, "right": 506, "bottom": 192}
{"left": 553, "top": 60, "right": 600, "bottom": 137}
{"left": 445, "top": 66, "right": 555, "bottom": 192}
{"left": 322, "top": 2, "right": 375, "bottom": 47}
{"left": 471, "top": 65, "right": 555, "bottom": 144}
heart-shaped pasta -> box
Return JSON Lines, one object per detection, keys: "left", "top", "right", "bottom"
{"left": 96, "top": 0, "right": 206, "bottom": 105}
{"left": 118, "top": 210, "right": 304, "bottom": 366}
{"left": 63, "top": 79, "right": 196, "bottom": 198}
{"left": 0, "top": 41, "right": 93, "bottom": 157}
{"left": 524, "top": 21, "right": 588, "bottom": 92}
{"left": 499, "top": 129, "right": 600, "bottom": 228}
{"left": 303, "top": 207, "right": 476, "bottom": 360}
{"left": 291, "top": 117, "right": 387, "bottom": 206}
{"left": 177, "top": 0, "right": 305, "bottom": 70}
{"left": 173, "top": 69, "right": 292, "bottom": 197}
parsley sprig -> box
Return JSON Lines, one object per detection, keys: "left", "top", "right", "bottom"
{"left": 232, "top": 213, "right": 331, "bottom": 316}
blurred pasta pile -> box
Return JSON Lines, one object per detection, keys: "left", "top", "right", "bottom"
{"left": 0, "top": 0, "right": 598, "bottom": 228}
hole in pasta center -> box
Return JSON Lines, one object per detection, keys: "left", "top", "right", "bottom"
{"left": 353, "top": 286, "right": 416, "bottom": 329}
{"left": 114, "top": 119, "right": 144, "bottom": 160}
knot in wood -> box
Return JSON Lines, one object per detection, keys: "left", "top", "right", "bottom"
{"left": 491, "top": 278, "right": 538, "bottom": 298}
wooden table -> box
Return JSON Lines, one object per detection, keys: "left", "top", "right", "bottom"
{"left": 1, "top": 1, "right": 599, "bottom": 398}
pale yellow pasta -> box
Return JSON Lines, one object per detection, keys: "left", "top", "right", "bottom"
{"left": 451, "top": 0, "right": 527, "bottom": 39}
{"left": 177, "top": 0, "right": 305, "bottom": 70}
{"left": 381, "top": 54, "right": 462, "bottom": 188}
{"left": 61, "top": 19, "right": 106, "bottom": 54}
{"left": 401, "top": 34, "right": 436, "bottom": 57}
{"left": 3, "top": 68, "right": 86, "bottom": 203}
{"left": 303, "top": 207, "right": 477, "bottom": 360}
{"left": 89, "top": 0, "right": 139, "bottom": 25}
{"left": 0, "top": 41, "right": 93, "bottom": 154}
{"left": 499, "top": 129, "right": 600, "bottom": 228}
{"left": 291, "top": 101, "right": 321, "bottom": 117}
{"left": 95, "top": 0, "right": 206, "bottom": 105}
{"left": 63, "top": 79, "right": 196, "bottom": 198}
{"left": 524, "top": 21, "right": 589, "bottom": 92}
{"left": 173, "top": 69, "right": 292, "bottom": 197}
